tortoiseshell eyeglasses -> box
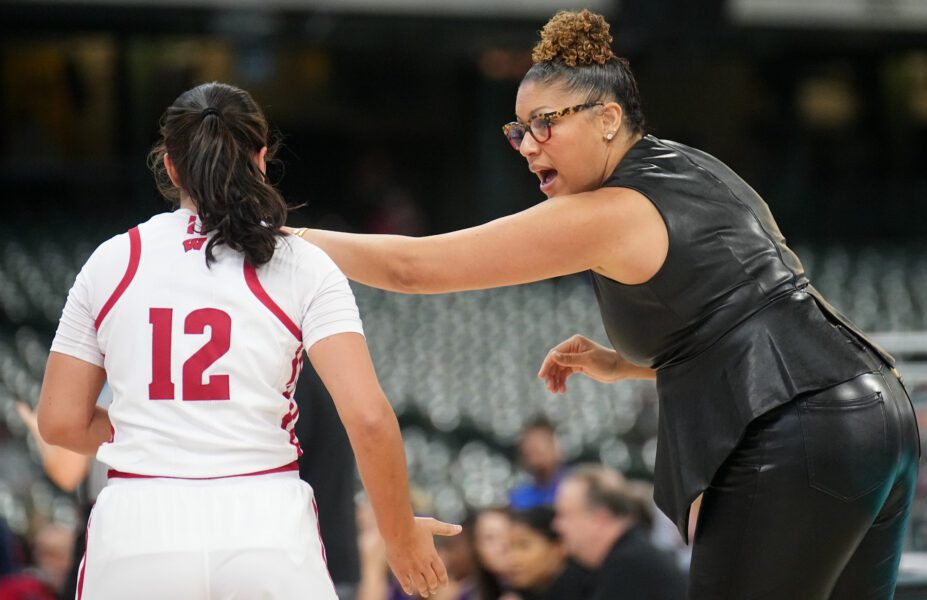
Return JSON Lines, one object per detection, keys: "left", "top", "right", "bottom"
{"left": 502, "top": 102, "right": 603, "bottom": 150}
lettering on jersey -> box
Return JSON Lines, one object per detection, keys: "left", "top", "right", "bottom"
{"left": 183, "top": 237, "right": 207, "bottom": 252}
{"left": 186, "top": 215, "right": 197, "bottom": 235}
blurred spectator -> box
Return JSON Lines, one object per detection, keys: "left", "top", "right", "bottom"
{"left": 624, "top": 479, "right": 691, "bottom": 570}
{"left": 31, "top": 523, "right": 74, "bottom": 596}
{"left": 0, "top": 523, "right": 74, "bottom": 600}
{"left": 366, "top": 190, "right": 427, "bottom": 237}
{"left": 356, "top": 498, "right": 391, "bottom": 600}
{"left": 349, "top": 152, "right": 427, "bottom": 236}
{"left": 435, "top": 523, "right": 478, "bottom": 600}
{"left": 554, "top": 465, "right": 687, "bottom": 600}
{"left": 509, "top": 419, "right": 565, "bottom": 510}
{"left": 0, "top": 516, "right": 15, "bottom": 578}
{"left": 0, "top": 573, "right": 57, "bottom": 600}
{"left": 17, "top": 387, "right": 112, "bottom": 600}
{"left": 469, "top": 508, "right": 512, "bottom": 599}
{"left": 504, "top": 507, "right": 593, "bottom": 600}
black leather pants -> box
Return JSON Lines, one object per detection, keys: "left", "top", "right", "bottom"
{"left": 688, "top": 364, "right": 920, "bottom": 599}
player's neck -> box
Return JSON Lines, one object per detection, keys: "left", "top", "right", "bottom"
{"left": 179, "top": 194, "right": 198, "bottom": 214}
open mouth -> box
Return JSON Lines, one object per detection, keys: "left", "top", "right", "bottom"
{"left": 538, "top": 168, "right": 559, "bottom": 191}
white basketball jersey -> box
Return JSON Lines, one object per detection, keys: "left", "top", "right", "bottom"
{"left": 51, "top": 209, "right": 364, "bottom": 478}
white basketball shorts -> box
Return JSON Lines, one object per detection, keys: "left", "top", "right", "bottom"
{"left": 75, "top": 471, "right": 337, "bottom": 600}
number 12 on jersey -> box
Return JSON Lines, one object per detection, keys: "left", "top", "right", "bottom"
{"left": 149, "top": 307, "right": 232, "bottom": 401}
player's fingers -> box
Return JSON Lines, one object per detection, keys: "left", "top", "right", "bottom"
{"left": 423, "top": 563, "right": 440, "bottom": 594}
{"left": 398, "top": 573, "right": 414, "bottom": 596}
{"left": 412, "top": 569, "right": 431, "bottom": 597}
{"left": 428, "top": 518, "right": 463, "bottom": 537}
{"left": 432, "top": 556, "right": 449, "bottom": 586}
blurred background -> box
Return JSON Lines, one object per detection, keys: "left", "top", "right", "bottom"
{"left": 1, "top": 0, "right": 926, "bottom": 596}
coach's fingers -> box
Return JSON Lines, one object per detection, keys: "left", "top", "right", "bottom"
{"left": 551, "top": 349, "right": 594, "bottom": 368}
{"left": 538, "top": 353, "right": 556, "bottom": 379}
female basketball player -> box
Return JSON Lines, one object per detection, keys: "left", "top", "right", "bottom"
{"left": 293, "top": 11, "right": 920, "bottom": 598}
{"left": 37, "top": 82, "right": 458, "bottom": 600}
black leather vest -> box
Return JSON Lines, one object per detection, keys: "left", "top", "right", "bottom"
{"left": 592, "top": 135, "right": 894, "bottom": 539}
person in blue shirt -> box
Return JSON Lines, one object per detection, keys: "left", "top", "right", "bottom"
{"left": 509, "top": 418, "right": 565, "bottom": 511}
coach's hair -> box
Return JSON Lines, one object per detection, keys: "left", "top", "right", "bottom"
{"left": 148, "top": 82, "right": 286, "bottom": 267}
{"left": 567, "top": 464, "right": 639, "bottom": 520}
{"left": 523, "top": 10, "right": 645, "bottom": 135}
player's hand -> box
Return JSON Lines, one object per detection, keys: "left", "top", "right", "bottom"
{"left": 386, "top": 517, "right": 461, "bottom": 598}
{"left": 538, "top": 334, "right": 624, "bottom": 393}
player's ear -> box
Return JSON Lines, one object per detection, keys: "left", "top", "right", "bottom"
{"left": 164, "top": 154, "right": 181, "bottom": 188}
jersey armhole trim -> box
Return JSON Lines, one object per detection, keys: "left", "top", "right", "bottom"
{"left": 243, "top": 262, "right": 302, "bottom": 341}
{"left": 94, "top": 226, "right": 141, "bottom": 330}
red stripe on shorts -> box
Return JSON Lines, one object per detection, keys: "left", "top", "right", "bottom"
{"left": 76, "top": 514, "right": 92, "bottom": 600}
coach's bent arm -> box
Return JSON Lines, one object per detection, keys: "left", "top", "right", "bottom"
{"left": 37, "top": 352, "right": 109, "bottom": 456}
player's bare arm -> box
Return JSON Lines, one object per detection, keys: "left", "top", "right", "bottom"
{"left": 37, "top": 352, "right": 110, "bottom": 456}
{"left": 309, "top": 332, "right": 461, "bottom": 598}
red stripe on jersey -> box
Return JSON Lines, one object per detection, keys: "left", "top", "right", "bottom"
{"left": 94, "top": 227, "right": 141, "bottom": 329}
{"left": 243, "top": 262, "right": 302, "bottom": 341}
{"left": 76, "top": 515, "right": 92, "bottom": 600}
{"left": 186, "top": 215, "right": 196, "bottom": 234}
{"left": 281, "top": 346, "right": 304, "bottom": 400}
{"left": 281, "top": 346, "right": 304, "bottom": 456}
{"left": 107, "top": 460, "right": 299, "bottom": 480}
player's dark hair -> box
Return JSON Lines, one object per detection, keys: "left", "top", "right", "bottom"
{"left": 148, "top": 82, "right": 286, "bottom": 267}
{"left": 509, "top": 506, "right": 560, "bottom": 542}
{"left": 523, "top": 9, "right": 645, "bottom": 135}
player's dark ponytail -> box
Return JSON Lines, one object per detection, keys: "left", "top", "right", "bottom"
{"left": 148, "top": 82, "right": 286, "bottom": 267}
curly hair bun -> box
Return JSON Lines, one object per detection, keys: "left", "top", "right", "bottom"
{"left": 532, "top": 9, "right": 616, "bottom": 67}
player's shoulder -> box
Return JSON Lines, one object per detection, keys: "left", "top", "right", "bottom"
{"left": 83, "top": 211, "right": 178, "bottom": 267}
{"left": 84, "top": 229, "right": 134, "bottom": 269}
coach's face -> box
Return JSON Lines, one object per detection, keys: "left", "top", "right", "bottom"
{"left": 513, "top": 81, "right": 621, "bottom": 199}
{"left": 553, "top": 478, "right": 600, "bottom": 568}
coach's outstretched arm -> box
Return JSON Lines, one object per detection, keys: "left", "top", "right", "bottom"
{"left": 293, "top": 186, "right": 664, "bottom": 295}
{"left": 308, "top": 332, "right": 460, "bottom": 599}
